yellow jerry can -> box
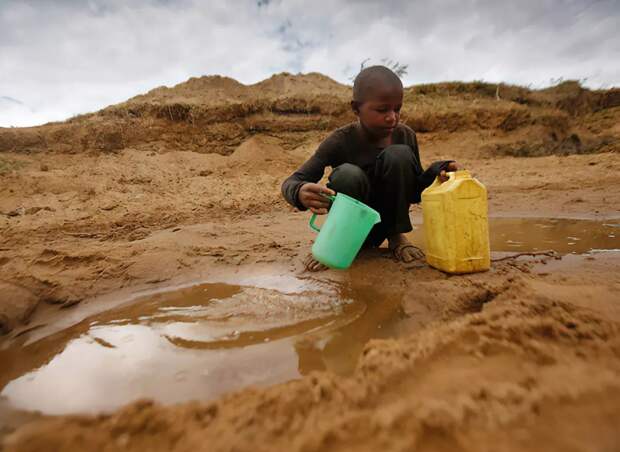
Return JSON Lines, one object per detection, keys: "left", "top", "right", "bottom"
{"left": 421, "top": 170, "right": 490, "bottom": 274}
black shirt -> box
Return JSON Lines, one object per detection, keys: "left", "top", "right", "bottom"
{"left": 281, "top": 122, "right": 449, "bottom": 210}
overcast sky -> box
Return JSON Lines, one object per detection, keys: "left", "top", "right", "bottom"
{"left": 1, "top": 0, "right": 619, "bottom": 127}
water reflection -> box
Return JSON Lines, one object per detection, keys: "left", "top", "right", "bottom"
{"left": 1, "top": 281, "right": 402, "bottom": 415}
{"left": 407, "top": 217, "right": 619, "bottom": 254}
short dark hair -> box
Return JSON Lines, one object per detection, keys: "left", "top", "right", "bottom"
{"left": 352, "top": 65, "right": 403, "bottom": 103}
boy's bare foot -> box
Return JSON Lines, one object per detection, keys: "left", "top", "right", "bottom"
{"left": 303, "top": 254, "right": 328, "bottom": 272}
{"left": 388, "top": 233, "right": 425, "bottom": 263}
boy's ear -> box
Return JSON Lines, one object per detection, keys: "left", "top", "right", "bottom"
{"left": 350, "top": 100, "right": 360, "bottom": 115}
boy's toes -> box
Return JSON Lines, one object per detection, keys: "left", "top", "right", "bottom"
{"left": 404, "top": 245, "right": 425, "bottom": 261}
{"left": 393, "top": 244, "right": 425, "bottom": 263}
{"left": 303, "top": 254, "right": 328, "bottom": 272}
{"left": 308, "top": 260, "right": 328, "bottom": 272}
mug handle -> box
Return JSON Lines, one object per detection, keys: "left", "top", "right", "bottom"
{"left": 308, "top": 194, "right": 336, "bottom": 233}
{"left": 309, "top": 213, "right": 321, "bottom": 232}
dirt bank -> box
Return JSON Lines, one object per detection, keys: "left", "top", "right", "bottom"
{"left": 1, "top": 74, "right": 619, "bottom": 450}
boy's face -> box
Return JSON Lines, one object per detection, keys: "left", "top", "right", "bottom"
{"left": 353, "top": 85, "right": 403, "bottom": 139}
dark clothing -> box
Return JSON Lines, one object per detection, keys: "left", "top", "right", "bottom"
{"left": 281, "top": 122, "right": 453, "bottom": 245}
{"left": 328, "top": 146, "right": 431, "bottom": 246}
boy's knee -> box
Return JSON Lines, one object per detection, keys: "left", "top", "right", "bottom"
{"left": 379, "top": 144, "right": 414, "bottom": 169}
{"left": 328, "top": 163, "right": 370, "bottom": 200}
{"left": 332, "top": 163, "right": 367, "bottom": 182}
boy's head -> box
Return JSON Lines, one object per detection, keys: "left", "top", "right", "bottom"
{"left": 351, "top": 65, "right": 403, "bottom": 139}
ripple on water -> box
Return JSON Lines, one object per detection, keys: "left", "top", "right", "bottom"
{"left": 0, "top": 282, "right": 377, "bottom": 415}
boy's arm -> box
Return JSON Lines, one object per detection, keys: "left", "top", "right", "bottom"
{"left": 281, "top": 134, "right": 340, "bottom": 210}
{"left": 407, "top": 129, "right": 455, "bottom": 202}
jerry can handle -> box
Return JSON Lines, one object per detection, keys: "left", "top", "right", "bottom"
{"left": 431, "top": 170, "right": 457, "bottom": 187}
{"left": 308, "top": 193, "right": 335, "bottom": 233}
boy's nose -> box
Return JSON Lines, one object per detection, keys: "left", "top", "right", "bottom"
{"left": 385, "top": 111, "right": 397, "bottom": 124}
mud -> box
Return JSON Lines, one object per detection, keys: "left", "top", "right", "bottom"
{"left": 1, "top": 74, "right": 620, "bottom": 451}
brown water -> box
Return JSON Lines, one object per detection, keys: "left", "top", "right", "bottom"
{"left": 407, "top": 217, "right": 619, "bottom": 255}
{"left": 1, "top": 218, "right": 618, "bottom": 416}
{"left": 0, "top": 281, "right": 407, "bottom": 415}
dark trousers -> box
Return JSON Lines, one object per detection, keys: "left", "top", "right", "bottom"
{"left": 327, "top": 144, "right": 419, "bottom": 247}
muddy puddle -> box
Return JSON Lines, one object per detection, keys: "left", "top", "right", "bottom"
{"left": 407, "top": 217, "right": 619, "bottom": 254}
{"left": 1, "top": 217, "right": 618, "bottom": 416}
{"left": 0, "top": 280, "right": 409, "bottom": 415}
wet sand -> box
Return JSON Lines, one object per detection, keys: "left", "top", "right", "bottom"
{"left": 3, "top": 253, "right": 620, "bottom": 451}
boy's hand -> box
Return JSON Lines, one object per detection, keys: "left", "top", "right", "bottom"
{"left": 298, "top": 183, "right": 335, "bottom": 215}
{"left": 439, "top": 162, "right": 459, "bottom": 183}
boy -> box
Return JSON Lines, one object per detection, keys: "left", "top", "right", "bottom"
{"left": 281, "top": 65, "right": 457, "bottom": 270}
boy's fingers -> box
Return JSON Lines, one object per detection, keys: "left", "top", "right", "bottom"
{"left": 309, "top": 207, "right": 328, "bottom": 215}
{"left": 306, "top": 196, "right": 331, "bottom": 207}
{"left": 307, "top": 184, "right": 334, "bottom": 196}
{"left": 309, "top": 202, "right": 330, "bottom": 211}
{"left": 307, "top": 184, "right": 325, "bottom": 193}
{"left": 307, "top": 193, "right": 330, "bottom": 201}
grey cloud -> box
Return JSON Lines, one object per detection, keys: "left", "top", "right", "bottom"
{"left": 0, "top": 0, "right": 618, "bottom": 126}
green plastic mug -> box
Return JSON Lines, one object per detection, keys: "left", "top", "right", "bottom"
{"left": 309, "top": 193, "right": 381, "bottom": 269}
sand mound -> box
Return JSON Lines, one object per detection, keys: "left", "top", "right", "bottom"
{"left": 128, "top": 75, "right": 249, "bottom": 105}
{"left": 1, "top": 74, "right": 617, "bottom": 158}
{"left": 250, "top": 72, "right": 350, "bottom": 97}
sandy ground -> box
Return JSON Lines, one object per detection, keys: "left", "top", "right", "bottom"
{"left": 1, "top": 74, "right": 619, "bottom": 451}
